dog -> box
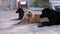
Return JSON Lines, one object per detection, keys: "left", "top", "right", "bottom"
{"left": 16, "top": 7, "right": 24, "bottom": 20}
{"left": 38, "top": 8, "right": 60, "bottom": 27}
{"left": 15, "top": 9, "right": 49, "bottom": 25}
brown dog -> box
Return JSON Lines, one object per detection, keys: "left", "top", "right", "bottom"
{"left": 15, "top": 9, "right": 49, "bottom": 24}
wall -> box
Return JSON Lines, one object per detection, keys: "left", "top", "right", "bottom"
{"left": 0, "top": 0, "right": 17, "bottom": 10}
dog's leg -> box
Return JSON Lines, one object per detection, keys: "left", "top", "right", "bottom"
{"left": 38, "top": 22, "right": 51, "bottom": 27}
{"left": 27, "top": 21, "right": 31, "bottom": 24}
{"left": 14, "top": 19, "right": 25, "bottom": 25}
{"left": 26, "top": 19, "right": 32, "bottom": 24}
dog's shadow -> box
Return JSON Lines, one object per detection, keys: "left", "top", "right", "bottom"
{"left": 10, "top": 18, "right": 21, "bottom": 21}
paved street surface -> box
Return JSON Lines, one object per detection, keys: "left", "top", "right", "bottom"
{"left": 0, "top": 10, "right": 60, "bottom": 34}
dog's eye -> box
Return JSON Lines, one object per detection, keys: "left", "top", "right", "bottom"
{"left": 29, "top": 11, "right": 31, "bottom": 13}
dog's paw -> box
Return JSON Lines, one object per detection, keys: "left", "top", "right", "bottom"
{"left": 13, "top": 22, "right": 21, "bottom": 25}
{"left": 38, "top": 22, "right": 51, "bottom": 27}
{"left": 38, "top": 23, "right": 44, "bottom": 27}
{"left": 38, "top": 22, "right": 47, "bottom": 27}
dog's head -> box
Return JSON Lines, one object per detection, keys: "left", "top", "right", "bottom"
{"left": 23, "top": 9, "right": 34, "bottom": 19}
{"left": 16, "top": 8, "right": 24, "bottom": 13}
{"left": 40, "top": 8, "right": 52, "bottom": 18}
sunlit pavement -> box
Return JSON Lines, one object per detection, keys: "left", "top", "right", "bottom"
{"left": 0, "top": 9, "right": 60, "bottom": 34}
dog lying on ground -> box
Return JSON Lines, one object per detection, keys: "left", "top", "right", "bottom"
{"left": 15, "top": 9, "right": 49, "bottom": 25}
{"left": 38, "top": 8, "right": 60, "bottom": 27}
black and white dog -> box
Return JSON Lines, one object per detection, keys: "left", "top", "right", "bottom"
{"left": 38, "top": 8, "right": 60, "bottom": 27}
{"left": 16, "top": 7, "right": 25, "bottom": 20}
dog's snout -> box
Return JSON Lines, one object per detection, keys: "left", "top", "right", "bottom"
{"left": 16, "top": 11, "right": 18, "bottom": 13}
{"left": 27, "top": 14, "right": 31, "bottom": 17}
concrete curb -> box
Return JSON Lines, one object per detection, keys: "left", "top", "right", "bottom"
{"left": 29, "top": 7, "right": 44, "bottom": 11}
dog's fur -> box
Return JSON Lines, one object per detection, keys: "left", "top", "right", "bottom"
{"left": 39, "top": 8, "right": 60, "bottom": 27}
{"left": 16, "top": 8, "right": 24, "bottom": 20}
{"left": 15, "top": 9, "right": 49, "bottom": 24}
